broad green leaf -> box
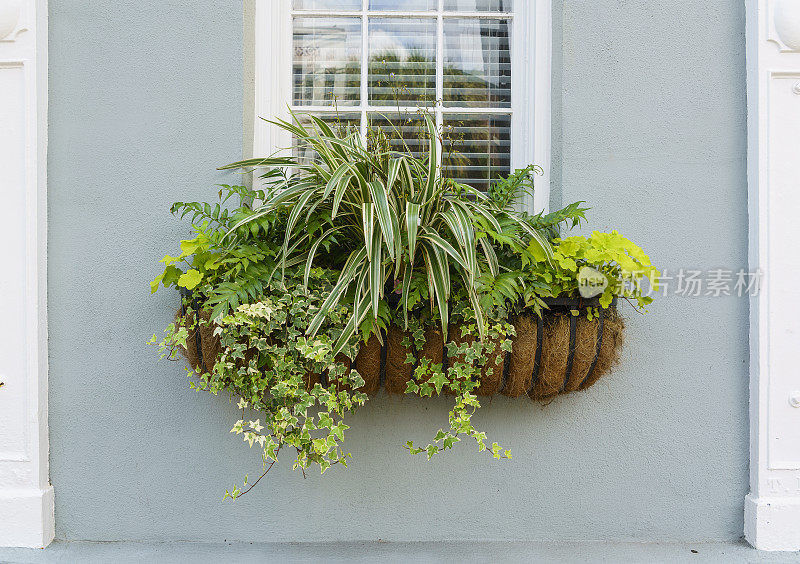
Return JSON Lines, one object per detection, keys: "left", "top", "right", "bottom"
{"left": 178, "top": 269, "right": 203, "bottom": 290}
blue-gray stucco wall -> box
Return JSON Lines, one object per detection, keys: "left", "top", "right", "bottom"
{"left": 48, "top": 0, "right": 749, "bottom": 542}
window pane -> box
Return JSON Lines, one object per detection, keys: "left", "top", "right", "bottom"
{"left": 370, "top": 0, "right": 437, "bottom": 10}
{"left": 443, "top": 114, "right": 511, "bottom": 191}
{"left": 294, "top": 0, "right": 361, "bottom": 9}
{"left": 443, "top": 19, "right": 511, "bottom": 108}
{"left": 367, "top": 112, "right": 429, "bottom": 159}
{"left": 444, "top": 0, "right": 512, "bottom": 11}
{"left": 293, "top": 17, "right": 361, "bottom": 107}
{"left": 293, "top": 112, "right": 362, "bottom": 162}
{"left": 369, "top": 18, "right": 437, "bottom": 107}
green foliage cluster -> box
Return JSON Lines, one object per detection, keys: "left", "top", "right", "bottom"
{"left": 537, "top": 231, "right": 659, "bottom": 310}
{"left": 218, "top": 113, "right": 551, "bottom": 349}
{"left": 403, "top": 304, "right": 514, "bottom": 461}
{"left": 151, "top": 111, "right": 657, "bottom": 498}
{"left": 156, "top": 267, "right": 366, "bottom": 500}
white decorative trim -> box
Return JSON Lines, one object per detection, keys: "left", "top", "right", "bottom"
{"left": 0, "top": 0, "right": 51, "bottom": 549}
{"left": 0, "top": 487, "right": 54, "bottom": 548}
{"left": 0, "top": 0, "right": 21, "bottom": 41}
{"left": 253, "top": 0, "right": 552, "bottom": 213}
{"left": 745, "top": 0, "right": 800, "bottom": 551}
{"left": 745, "top": 495, "right": 800, "bottom": 552}
{"left": 769, "top": 0, "right": 800, "bottom": 52}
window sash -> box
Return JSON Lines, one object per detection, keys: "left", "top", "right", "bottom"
{"left": 253, "top": 0, "right": 551, "bottom": 212}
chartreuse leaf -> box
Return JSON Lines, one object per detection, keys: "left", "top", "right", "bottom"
{"left": 178, "top": 269, "right": 203, "bottom": 290}
{"left": 526, "top": 238, "right": 548, "bottom": 263}
{"left": 151, "top": 265, "right": 183, "bottom": 294}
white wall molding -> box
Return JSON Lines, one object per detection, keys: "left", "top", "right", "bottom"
{"left": 745, "top": 0, "right": 800, "bottom": 552}
{"left": 0, "top": 0, "right": 52, "bottom": 549}
{"left": 0, "top": 0, "right": 23, "bottom": 41}
{"left": 770, "top": 0, "right": 800, "bottom": 51}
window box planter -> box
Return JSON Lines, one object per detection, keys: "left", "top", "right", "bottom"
{"left": 153, "top": 115, "right": 656, "bottom": 492}
{"left": 177, "top": 292, "right": 622, "bottom": 402}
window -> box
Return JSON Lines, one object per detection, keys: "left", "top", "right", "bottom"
{"left": 253, "top": 0, "right": 551, "bottom": 210}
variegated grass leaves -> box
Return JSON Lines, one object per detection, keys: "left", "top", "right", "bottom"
{"left": 220, "top": 112, "right": 551, "bottom": 351}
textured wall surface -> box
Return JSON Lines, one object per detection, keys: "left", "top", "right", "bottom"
{"left": 48, "top": 0, "right": 749, "bottom": 542}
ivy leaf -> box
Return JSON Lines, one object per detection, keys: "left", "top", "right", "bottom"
{"left": 178, "top": 269, "right": 203, "bottom": 290}
{"left": 443, "top": 435, "right": 460, "bottom": 450}
{"left": 491, "top": 442, "right": 503, "bottom": 459}
{"left": 264, "top": 439, "right": 281, "bottom": 462}
{"left": 318, "top": 412, "right": 334, "bottom": 429}
{"left": 312, "top": 438, "right": 327, "bottom": 454}
{"left": 430, "top": 372, "right": 448, "bottom": 395}
{"left": 332, "top": 422, "right": 347, "bottom": 442}
{"left": 426, "top": 444, "right": 439, "bottom": 459}
{"left": 419, "top": 382, "right": 434, "bottom": 397}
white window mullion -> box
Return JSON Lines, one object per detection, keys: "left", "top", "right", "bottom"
{"left": 360, "top": 0, "right": 369, "bottom": 144}
{"left": 296, "top": 105, "right": 512, "bottom": 114}
{"left": 435, "top": 0, "right": 444, "bottom": 176}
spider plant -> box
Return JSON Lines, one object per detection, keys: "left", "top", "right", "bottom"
{"left": 220, "top": 112, "right": 551, "bottom": 352}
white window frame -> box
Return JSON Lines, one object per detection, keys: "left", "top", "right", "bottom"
{"left": 253, "top": 0, "right": 552, "bottom": 213}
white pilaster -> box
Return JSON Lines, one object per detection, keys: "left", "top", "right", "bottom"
{"left": 745, "top": 0, "right": 800, "bottom": 552}
{"left": 0, "top": 0, "right": 52, "bottom": 549}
